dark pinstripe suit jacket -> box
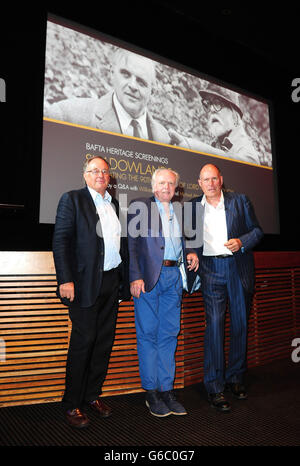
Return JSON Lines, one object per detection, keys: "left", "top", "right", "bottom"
{"left": 190, "top": 191, "right": 263, "bottom": 294}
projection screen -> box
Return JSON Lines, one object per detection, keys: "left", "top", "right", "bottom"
{"left": 40, "top": 15, "right": 278, "bottom": 234}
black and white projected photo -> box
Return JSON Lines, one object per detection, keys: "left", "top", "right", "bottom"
{"left": 40, "top": 16, "right": 278, "bottom": 234}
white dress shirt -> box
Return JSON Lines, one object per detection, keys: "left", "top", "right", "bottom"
{"left": 201, "top": 192, "right": 233, "bottom": 256}
{"left": 88, "top": 186, "right": 122, "bottom": 271}
{"left": 113, "top": 93, "right": 148, "bottom": 139}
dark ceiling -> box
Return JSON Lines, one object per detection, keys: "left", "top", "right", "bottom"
{"left": 4, "top": 3, "right": 298, "bottom": 74}
{"left": 152, "top": 2, "right": 299, "bottom": 73}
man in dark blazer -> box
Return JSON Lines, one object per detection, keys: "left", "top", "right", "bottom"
{"left": 48, "top": 49, "right": 170, "bottom": 145}
{"left": 128, "top": 168, "right": 199, "bottom": 417}
{"left": 53, "top": 155, "right": 130, "bottom": 428}
{"left": 190, "top": 163, "right": 263, "bottom": 412}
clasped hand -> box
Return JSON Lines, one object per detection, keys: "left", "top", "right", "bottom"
{"left": 224, "top": 238, "right": 242, "bottom": 253}
{"left": 59, "top": 282, "right": 75, "bottom": 302}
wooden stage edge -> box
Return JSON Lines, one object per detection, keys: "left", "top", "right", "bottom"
{"left": 0, "top": 251, "right": 299, "bottom": 407}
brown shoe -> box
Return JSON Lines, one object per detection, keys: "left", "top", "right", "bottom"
{"left": 89, "top": 398, "right": 112, "bottom": 417}
{"left": 65, "top": 408, "right": 90, "bottom": 428}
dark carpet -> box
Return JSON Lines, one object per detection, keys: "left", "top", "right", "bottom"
{"left": 0, "top": 359, "right": 299, "bottom": 449}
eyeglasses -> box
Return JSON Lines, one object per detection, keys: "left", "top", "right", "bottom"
{"left": 85, "top": 168, "right": 109, "bottom": 175}
{"left": 202, "top": 97, "right": 229, "bottom": 113}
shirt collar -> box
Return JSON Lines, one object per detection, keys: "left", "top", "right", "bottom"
{"left": 201, "top": 191, "right": 224, "bottom": 209}
{"left": 87, "top": 186, "right": 111, "bottom": 203}
{"left": 113, "top": 92, "right": 147, "bottom": 135}
{"left": 155, "top": 197, "right": 174, "bottom": 216}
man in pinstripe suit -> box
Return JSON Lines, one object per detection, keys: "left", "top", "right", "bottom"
{"left": 190, "top": 164, "right": 263, "bottom": 411}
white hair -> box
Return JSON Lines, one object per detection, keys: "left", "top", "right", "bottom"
{"left": 151, "top": 168, "right": 180, "bottom": 192}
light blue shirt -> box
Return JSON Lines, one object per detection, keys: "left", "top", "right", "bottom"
{"left": 155, "top": 198, "right": 182, "bottom": 261}
{"left": 88, "top": 187, "right": 122, "bottom": 271}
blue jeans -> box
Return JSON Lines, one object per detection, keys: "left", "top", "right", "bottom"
{"left": 134, "top": 266, "right": 183, "bottom": 392}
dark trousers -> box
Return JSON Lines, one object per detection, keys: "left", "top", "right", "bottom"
{"left": 200, "top": 256, "right": 249, "bottom": 394}
{"left": 62, "top": 268, "right": 119, "bottom": 410}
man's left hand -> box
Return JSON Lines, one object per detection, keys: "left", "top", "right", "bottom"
{"left": 224, "top": 238, "right": 242, "bottom": 253}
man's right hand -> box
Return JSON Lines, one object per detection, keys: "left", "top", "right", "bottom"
{"left": 130, "top": 279, "right": 145, "bottom": 299}
{"left": 59, "top": 282, "right": 75, "bottom": 302}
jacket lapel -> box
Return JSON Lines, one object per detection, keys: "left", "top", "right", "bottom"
{"left": 224, "top": 192, "right": 236, "bottom": 238}
{"left": 93, "top": 92, "right": 122, "bottom": 133}
{"left": 148, "top": 196, "right": 163, "bottom": 238}
{"left": 82, "top": 187, "right": 98, "bottom": 218}
{"left": 81, "top": 187, "right": 103, "bottom": 240}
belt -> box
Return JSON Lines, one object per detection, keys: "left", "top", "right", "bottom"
{"left": 162, "top": 259, "right": 178, "bottom": 267}
{"left": 211, "top": 254, "right": 232, "bottom": 259}
{"left": 103, "top": 267, "right": 118, "bottom": 274}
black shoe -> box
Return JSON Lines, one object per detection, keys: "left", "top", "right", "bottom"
{"left": 145, "top": 390, "right": 171, "bottom": 417}
{"left": 226, "top": 383, "right": 248, "bottom": 400}
{"left": 160, "top": 390, "right": 187, "bottom": 415}
{"left": 208, "top": 392, "right": 231, "bottom": 412}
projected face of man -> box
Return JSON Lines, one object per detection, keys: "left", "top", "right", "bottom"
{"left": 111, "top": 51, "right": 154, "bottom": 119}
{"left": 153, "top": 169, "right": 177, "bottom": 204}
{"left": 83, "top": 157, "right": 110, "bottom": 197}
{"left": 206, "top": 98, "right": 237, "bottom": 139}
{"left": 198, "top": 164, "right": 223, "bottom": 205}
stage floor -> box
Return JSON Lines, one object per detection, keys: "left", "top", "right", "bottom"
{"left": 0, "top": 358, "right": 299, "bottom": 448}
